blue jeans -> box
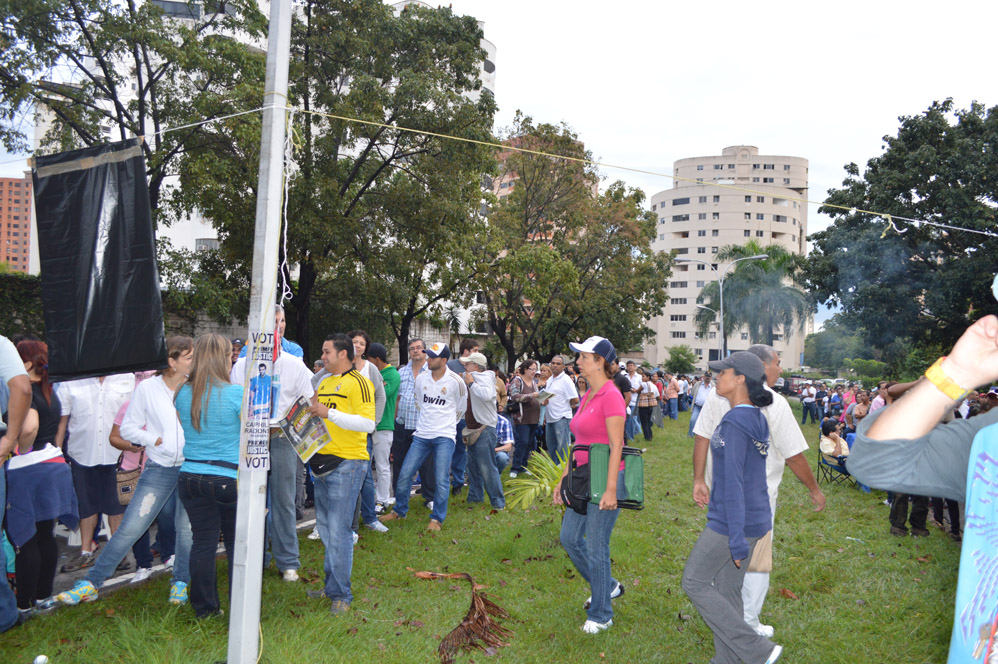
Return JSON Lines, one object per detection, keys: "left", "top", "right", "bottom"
{"left": 559, "top": 471, "right": 624, "bottom": 624}
{"left": 265, "top": 430, "right": 300, "bottom": 571}
{"left": 688, "top": 404, "right": 703, "bottom": 438}
{"left": 667, "top": 398, "right": 679, "bottom": 420}
{"left": 450, "top": 419, "right": 467, "bottom": 488}
{"left": 353, "top": 435, "right": 378, "bottom": 530}
{"left": 393, "top": 436, "right": 455, "bottom": 523}
{"left": 494, "top": 451, "right": 509, "bottom": 475}
{"left": 152, "top": 491, "right": 177, "bottom": 561}
{"left": 87, "top": 461, "right": 192, "bottom": 587}
{"left": 678, "top": 395, "right": 687, "bottom": 412}
{"left": 314, "top": 459, "right": 368, "bottom": 604}
{"left": 0, "top": 471, "right": 17, "bottom": 632}
{"left": 545, "top": 417, "right": 572, "bottom": 462}
{"left": 465, "top": 427, "right": 505, "bottom": 508}
{"left": 178, "top": 472, "right": 237, "bottom": 618}
{"left": 511, "top": 423, "right": 537, "bottom": 473}
{"left": 624, "top": 411, "right": 638, "bottom": 441}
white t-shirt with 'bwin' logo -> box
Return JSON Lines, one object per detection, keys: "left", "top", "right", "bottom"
{"left": 414, "top": 368, "right": 467, "bottom": 441}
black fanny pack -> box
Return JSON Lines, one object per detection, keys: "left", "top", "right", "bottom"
{"left": 308, "top": 452, "right": 347, "bottom": 478}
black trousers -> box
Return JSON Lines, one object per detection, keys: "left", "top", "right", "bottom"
{"left": 931, "top": 497, "right": 961, "bottom": 534}
{"left": 890, "top": 494, "right": 929, "bottom": 531}
{"left": 391, "top": 425, "right": 436, "bottom": 501}
{"left": 178, "top": 472, "right": 237, "bottom": 619}
{"left": 15, "top": 519, "right": 57, "bottom": 609}
{"left": 638, "top": 406, "right": 655, "bottom": 441}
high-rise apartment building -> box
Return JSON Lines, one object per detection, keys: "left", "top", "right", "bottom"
{"left": 643, "top": 145, "right": 813, "bottom": 370}
{"left": 1, "top": 175, "right": 32, "bottom": 273}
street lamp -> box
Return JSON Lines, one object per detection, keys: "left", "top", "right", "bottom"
{"left": 695, "top": 304, "right": 721, "bottom": 360}
{"left": 675, "top": 254, "right": 768, "bottom": 358}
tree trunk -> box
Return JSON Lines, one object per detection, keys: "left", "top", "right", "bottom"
{"left": 396, "top": 315, "right": 412, "bottom": 366}
{"left": 291, "top": 259, "right": 317, "bottom": 360}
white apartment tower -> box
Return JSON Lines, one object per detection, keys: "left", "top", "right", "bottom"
{"left": 643, "top": 145, "right": 813, "bottom": 371}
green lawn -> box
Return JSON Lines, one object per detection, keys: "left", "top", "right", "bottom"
{"left": 4, "top": 405, "right": 961, "bottom": 663}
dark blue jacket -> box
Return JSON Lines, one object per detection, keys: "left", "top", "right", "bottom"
{"left": 706, "top": 405, "right": 772, "bottom": 561}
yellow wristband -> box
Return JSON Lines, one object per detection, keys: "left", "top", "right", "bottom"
{"left": 923, "top": 357, "right": 970, "bottom": 401}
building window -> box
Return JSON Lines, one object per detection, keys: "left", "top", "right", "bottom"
{"left": 651, "top": 204, "right": 656, "bottom": 211}
{"left": 756, "top": 196, "right": 765, "bottom": 203}
{"left": 697, "top": 247, "right": 706, "bottom": 254}
{"left": 695, "top": 348, "right": 704, "bottom": 357}
{"left": 673, "top": 214, "right": 689, "bottom": 222}
{"left": 680, "top": 231, "right": 690, "bottom": 238}
{"left": 772, "top": 334, "right": 783, "bottom": 341}
{"left": 698, "top": 196, "right": 707, "bottom": 203}
{"left": 713, "top": 164, "right": 723, "bottom": 170}
{"left": 711, "top": 246, "right": 718, "bottom": 253}
{"left": 697, "top": 264, "right": 706, "bottom": 271}
{"left": 672, "top": 298, "right": 687, "bottom": 305}
{"left": 783, "top": 178, "right": 791, "bottom": 184}
{"left": 728, "top": 164, "right": 735, "bottom": 169}
{"left": 792, "top": 235, "right": 796, "bottom": 241}
{"left": 697, "top": 165, "right": 704, "bottom": 171}
{"left": 195, "top": 238, "right": 219, "bottom": 251}
{"left": 712, "top": 195, "right": 720, "bottom": 203}
{"left": 696, "top": 280, "right": 706, "bottom": 287}
{"left": 712, "top": 212, "right": 719, "bottom": 220}
{"left": 741, "top": 333, "right": 749, "bottom": 340}
{"left": 670, "top": 315, "right": 687, "bottom": 321}
{"left": 752, "top": 164, "right": 760, "bottom": 170}
{"left": 744, "top": 230, "right": 751, "bottom": 237}
{"left": 784, "top": 164, "right": 791, "bottom": 170}
{"left": 709, "top": 331, "right": 717, "bottom": 339}
{"left": 659, "top": 233, "right": 665, "bottom": 240}
{"left": 670, "top": 281, "right": 688, "bottom": 289}
{"left": 712, "top": 230, "right": 718, "bottom": 237}
{"left": 744, "top": 213, "right": 751, "bottom": 220}
{"left": 764, "top": 164, "right": 774, "bottom": 170}
{"left": 671, "top": 332, "right": 687, "bottom": 339}
{"left": 676, "top": 247, "right": 688, "bottom": 254}
{"left": 763, "top": 177, "right": 774, "bottom": 183}
{"left": 745, "top": 195, "right": 752, "bottom": 203}
{"left": 756, "top": 214, "right": 764, "bottom": 220}
{"left": 774, "top": 215, "right": 786, "bottom": 222}
{"left": 698, "top": 213, "right": 707, "bottom": 220}
{"left": 673, "top": 197, "right": 690, "bottom": 206}
{"left": 659, "top": 218, "right": 665, "bottom": 225}
{"left": 752, "top": 177, "right": 760, "bottom": 183}
{"left": 697, "top": 230, "right": 706, "bottom": 237}
{"left": 756, "top": 231, "right": 765, "bottom": 237}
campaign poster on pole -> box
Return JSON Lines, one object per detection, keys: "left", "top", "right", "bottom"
{"left": 240, "top": 328, "right": 275, "bottom": 472}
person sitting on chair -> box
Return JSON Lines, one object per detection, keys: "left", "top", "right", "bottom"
{"left": 819, "top": 419, "right": 849, "bottom": 470}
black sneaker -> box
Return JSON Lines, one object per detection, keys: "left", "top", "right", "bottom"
{"left": 61, "top": 550, "right": 96, "bottom": 573}
{"left": 889, "top": 526, "right": 908, "bottom": 537}
{"left": 911, "top": 527, "right": 930, "bottom": 537}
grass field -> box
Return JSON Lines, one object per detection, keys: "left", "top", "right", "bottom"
{"left": 3, "top": 404, "right": 962, "bottom": 663}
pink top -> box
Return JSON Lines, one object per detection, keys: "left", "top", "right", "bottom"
{"left": 570, "top": 379, "right": 626, "bottom": 469}
{"left": 114, "top": 401, "right": 146, "bottom": 472}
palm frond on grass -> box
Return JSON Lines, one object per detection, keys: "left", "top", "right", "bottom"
{"left": 505, "top": 449, "right": 568, "bottom": 510}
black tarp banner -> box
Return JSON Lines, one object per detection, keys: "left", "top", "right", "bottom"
{"left": 32, "top": 138, "right": 167, "bottom": 381}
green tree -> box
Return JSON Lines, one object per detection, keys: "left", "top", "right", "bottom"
{"left": 803, "top": 100, "right": 998, "bottom": 352}
{"left": 803, "top": 315, "right": 870, "bottom": 372}
{"left": 0, "top": 0, "right": 266, "bottom": 220}
{"left": 693, "top": 241, "right": 812, "bottom": 354}
{"left": 665, "top": 344, "right": 697, "bottom": 375}
{"left": 174, "top": 0, "right": 495, "bottom": 356}
{"left": 474, "top": 114, "right": 670, "bottom": 371}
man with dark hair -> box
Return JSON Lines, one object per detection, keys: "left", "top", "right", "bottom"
{"left": 343, "top": 330, "right": 387, "bottom": 537}
{"left": 446, "top": 338, "right": 480, "bottom": 496}
{"left": 393, "top": 338, "right": 436, "bottom": 508}
{"left": 307, "top": 333, "right": 375, "bottom": 615}
{"left": 692, "top": 343, "right": 824, "bottom": 639}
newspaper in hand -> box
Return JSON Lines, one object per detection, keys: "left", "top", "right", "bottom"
{"left": 278, "top": 396, "right": 331, "bottom": 463}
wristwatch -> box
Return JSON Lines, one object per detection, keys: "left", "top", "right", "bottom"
{"left": 923, "top": 357, "right": 970, "bottom": 401}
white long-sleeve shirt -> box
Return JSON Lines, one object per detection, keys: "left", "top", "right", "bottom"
{"left": 120, "top": 375, "right": 186, "bottom": 467}
{"left": 414, "top": 368, "right": 466, "bottom": 441}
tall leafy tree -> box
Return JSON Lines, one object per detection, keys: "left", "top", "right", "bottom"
{"left": 803, "top": 99, "right": 998, "bottom": 351}
{"left": 693, "top": 241, "right": 811, "bottom": 353}
{"left": 0, "top": 0, "right": 267, "bottom": 218}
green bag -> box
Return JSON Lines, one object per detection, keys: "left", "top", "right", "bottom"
{"left": 574, "top": 444, "right": 644, "bottom": 511}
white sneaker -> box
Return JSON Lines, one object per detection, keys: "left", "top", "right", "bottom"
{"left": 282, "top": 569, "right": 299, "bottom": 582}
{"left": 385, "top": 497, "right": 396, "bottom": 506}
{"left": 352, "top": 531, "right": 359, "bottom": 545}
{"left": 581, "top": 619, "right": 613, "bottom": 634}
{"left": 308, "top": 527, "right": 321, "bottom": 541}
{"left": 163, "top": 555, "right": 175, "bottom": 569}
{"left": 426, "top": 501, "right": 434, "bottom": 511}
{"left": 765, "top": 644, "right": 783, "bottom": 663}
{"left": 130, "top": 567, "right": 153, "bottom": 584}
{"left": 584, "top": 580, "right": 625, "bottom": 609}
{"left": 365, "top": 520, "right": 389, "bottom": 533}
{"left": 374, "top": 503, "right": 385, "bottom": 514}
{"left": 508, "top": 471, "right": 518, "bottom": 479}
{"left": 755, "top": 623, "right": 775, "bottom": 638}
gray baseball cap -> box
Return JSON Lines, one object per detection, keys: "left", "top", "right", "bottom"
{"left": 707, "top": 352, "right": 766, "bottom": 383}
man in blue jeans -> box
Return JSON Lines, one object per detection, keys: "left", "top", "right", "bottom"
{"left": 0, "top": 335, "right": 31, "bottom": 631}
{"left": 543, "top": 354, "right": 579, "bottom": 461}
{"left": 381, "top": 342, "right": 466, "bottom": 531}
{"left": 459, "top": 352, "right": 504, "bottom": 508}
{"left": 308, "top": 333, "right": 376, "bottom": 615}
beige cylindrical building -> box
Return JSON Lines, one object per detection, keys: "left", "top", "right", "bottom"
{"left": 643, "top": 145, "right": 813, "bottom": 371}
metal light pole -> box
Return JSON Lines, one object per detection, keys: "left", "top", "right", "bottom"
{"left": 695, "top": 304, "right": 721, "bottom": 360}
{"left": 675, "top": 254, "right": 767, "bottom": 358}
{"left": 227, "top": 0, "right": 293, "bottom": 661}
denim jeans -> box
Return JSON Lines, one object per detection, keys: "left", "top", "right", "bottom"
{"left": 678, "top": 395, "right": 687, "bottom": 412}
{"left": 87, "top": 460, "right": 193, "bottom": 587}
{"left": 393, "top": 436, "right": 455, "bottom": 523}
{"left": 450, "top": 419, "right": 467, "bottom": 488}
{"left": 800, "top": 402, "right": 817, "bottom": 424}
{"left": 391, "top": 425, "right": 436, "bottom": 501}
{"left": 494, "top": 451, "right": 510, "bottom": 475}
{"left": 511, "top": 423, "right": 537, "bottom": 473}
{"left": 314, "top": 458, "right": 368, "bottom": 603}
{"left": 465, "top": 427, "right": 505, "bottom": 508}
{"left": 353, "top": 435, "right": 379, "bottom": 530}
{"left": 178, "top": 472, "right": 238, "bottom": 618}
{"left": 688, "top": 404, "right": 703, "bottom": 438}
{"left": 559, "top": 471, "right": 625, "bottom": 624}
{"left": 624, "top": 411, "right": 638, "bottom": 441}
{"left": 265, "top": 430, "right": 300, "bottom": 571}
{"left": 545, "top": 417, "right": 572, "bottom": 462}
{"left": 667, "top": 398, "right": 679, "bottom": 420}
{"left": 152, "top": 490, "right": 177, "bottom": 560}
{"left": 0, "top": 471, "right": 17, "bottom": 633}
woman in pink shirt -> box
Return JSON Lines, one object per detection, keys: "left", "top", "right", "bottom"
{"left": 554, "top": 336, "right": 626, "bottom": 635}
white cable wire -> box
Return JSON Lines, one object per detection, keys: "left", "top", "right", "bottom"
{"left": 279, "top": 108, "right": 300, "bottom": 306}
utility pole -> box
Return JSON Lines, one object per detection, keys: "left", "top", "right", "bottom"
{"left": 227, "top": 0, "right": 292, "bottom": 661}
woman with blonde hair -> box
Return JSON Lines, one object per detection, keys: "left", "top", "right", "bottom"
{"left": 174, "top": 334, "right": 244, "bottom": 618}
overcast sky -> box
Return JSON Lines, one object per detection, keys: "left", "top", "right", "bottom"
{"left": 4, "top": 0, "right": 995, "bottom": 325}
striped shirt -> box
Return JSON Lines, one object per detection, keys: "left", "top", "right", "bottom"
{"left": 496, "top": 414, "right": 514, "bottom": 447}
{"left": 395, "top": 360, "right": 427, "bottom": 429}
